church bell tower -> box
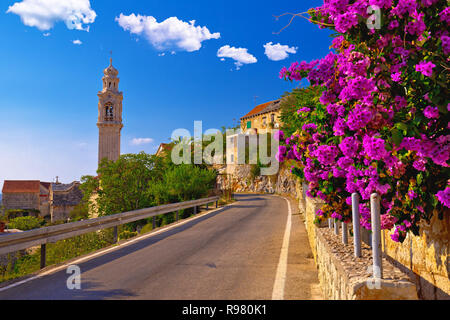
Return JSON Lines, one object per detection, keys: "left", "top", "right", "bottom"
{"left": 97, "top": 58, "right": 123, "bottom": 164}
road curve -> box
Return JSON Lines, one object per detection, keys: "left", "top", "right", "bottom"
{"left": 0, "top": 194, "right": 320, "bottom": 300}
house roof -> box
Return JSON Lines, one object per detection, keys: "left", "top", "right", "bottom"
{"left": 156, "top": 143, "right": 174, "bottom": 156}
{"left": 2, "top": 181, "right": 41, "bottom": 193}
{"left": 241, "top": 100, "right": 281, "bottom": 120}
{"left": 52, "top": 182, "right": 80, "bottom": 192}
{"left": 40, "top": 182, "right": 51, "bottom": 191}
{"left": 53, "top": 184, "right": 83, "bottom": 207}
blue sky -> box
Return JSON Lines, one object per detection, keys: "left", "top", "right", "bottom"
{"left": 0, "top": 0, "right": 333, "bottom": 188}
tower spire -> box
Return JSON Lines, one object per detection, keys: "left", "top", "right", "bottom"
{"left": 97, "top": 58, "right": 123, "bottom": 164}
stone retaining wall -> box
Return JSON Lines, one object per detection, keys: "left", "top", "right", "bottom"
{"left": 382, "top": 212, "right": 449, "bottom": 299}
{"left": 217, "top": 163, "right": 447, "bottom": 299}
{"left": 298, "top": 192, "right": 417, "bottom": 299}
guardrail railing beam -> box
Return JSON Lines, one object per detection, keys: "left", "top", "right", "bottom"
{"left": 0, "top": 196, "right": 220, "bottom": 258}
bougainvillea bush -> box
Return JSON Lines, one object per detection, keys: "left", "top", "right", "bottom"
{"left": 277, "top": 0, "right": 449, "bottom": 243}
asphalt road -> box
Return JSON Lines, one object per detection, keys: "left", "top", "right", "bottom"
{"left": 0, "top": 194, "right": 320, "bottom": 300}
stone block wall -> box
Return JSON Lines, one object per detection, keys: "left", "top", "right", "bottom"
{"left": 382, "top": 212, "right": 449, "bottom": 299}
{"left": 298, "top": 186, "right": 418, "bottom": 300}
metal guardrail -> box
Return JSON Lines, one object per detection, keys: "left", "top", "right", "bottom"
{"left": 0, "top": 196, "right": 220, "bottom": 268}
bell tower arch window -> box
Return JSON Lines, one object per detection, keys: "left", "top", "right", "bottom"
{"left": 105, "top": 102, "right": 114, "bottom": 121}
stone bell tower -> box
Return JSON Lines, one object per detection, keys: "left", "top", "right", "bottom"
{"left": 97, "top": 58, "right": 123, "bottom": 164}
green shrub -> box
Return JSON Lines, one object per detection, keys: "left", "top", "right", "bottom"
{"left": 118, "top": 230, "right": 137, "bottom": 241}
{"left": 140, "top": 223, "right": 154, "bottom": 234}
{"left": 8, "top": 216, "right": 44, "bottom": 231}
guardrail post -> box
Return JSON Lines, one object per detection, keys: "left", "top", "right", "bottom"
{"left": 206, "top": 203, "right": 209, "bottom": 210}
{"left": 113, "top": 226, "right": 118, "bottom": 243}
{"left": 194, "top": 206, "right": 197, "bottom": 214}
{"left": 342, "top": 222, "right": 348, "bottom": 245}
{"left": 370, "top": 193, "right": 383, "bottom": 279}
{"left": 216, "top": 201, "right": 218, "bottom": 208}
{"left": 152, "top": 216, "right": 156, "bottom": 229}
{"left": 176, "top": 211, "right": 179, "bottom": 221}
{"left": 40, "top": 244, "right": 46, "bottom": 269}
{"left": 352, "top": 193, "right": 362, "bottom": 258}
{"left": 334, "top": 220, "right": 339, "bottom": 235}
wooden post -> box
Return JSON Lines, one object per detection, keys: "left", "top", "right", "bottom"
{"left": 113, "top": 226, "right": 118, "bottom": 243}
{"left": 352, "top": 193, "right": 362, "bottom": 257}
{"left": 40, "top": 244, "right": 46, "bottom": 269}
{"left": 370, "top": 193, "right": 383, "bottom": 279}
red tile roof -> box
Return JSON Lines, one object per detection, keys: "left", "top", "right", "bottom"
{"left": 241, "top": 100, "right": 278, "bottom": 119}
{"left": 40, "top": 182, "right": 51, "bottom": 191}
{"left": 2, "top": 181, "right": 41, "bottom": 193}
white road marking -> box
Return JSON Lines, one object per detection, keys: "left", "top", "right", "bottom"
{"left": 0, "top": 202, "right": 236, "bottom": 293}
{"left": 272, "top": 197, "right": 292, "bottom": 300}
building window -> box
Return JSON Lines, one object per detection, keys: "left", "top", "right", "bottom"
{"left": 246, "top": 121, "right": 251, "bottom": 129}
{"left": 262, "top": 117, "right": 267, "bottom": 126}
{"left": 105, "top": 103, "right": 114, "bottom": 121}
{"left": 271, "top": 114, "right": 275, "bottom": 123}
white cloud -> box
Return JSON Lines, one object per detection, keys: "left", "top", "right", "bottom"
{"left": 263, "top": 42, "right": 297, "bottom": 61}
{"left": 116, "top": 13, "right": 220, "bottom": 52}
{"left": 131, "top": 138, "right": 154, "bottom": 146}
{"left": 72, "top": 39, "right": 82, "bottom": 45}
{"left": 217, "top": 45, "right": 257, "bottom": 70}
{"left": 7, "top": 0, "right": 96, "bottom": 31}
{"left": 43, "top": 32, "right": 51, "bottom": 37}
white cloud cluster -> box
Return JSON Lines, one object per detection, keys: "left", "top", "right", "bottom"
{"left": 72, "top": 39, "right": 82, "bottom": 45}
{"left": 217, "top": 45, "right": 257, "bottom": 70}
{"left": 131, "top": 138, "right": 154, "bottom": 146}
{"left": 263, "top": 42, "right": 297, "bottom": 61}
{"left": 7, "top": 0, "right": 96, "bottom": 31}
{"left": 116, "top": 14, "right": 220, "bottom": 52}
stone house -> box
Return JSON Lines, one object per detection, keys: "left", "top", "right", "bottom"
{"left": 50, "top": 182, "right": 83, "bottom": 222}
{"left": 225, "top": 99, "right": 282, "bottom": 174}
{"left": 240, "top": 99, "right": 282, "bottom": 135}
{"left": 1, "top": 180, "right": 51, "bottom": 218}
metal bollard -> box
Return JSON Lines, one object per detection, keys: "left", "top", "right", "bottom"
{"left": 342, "top": 222, "right": 348, "bottom": 245}
{"left": 328, "top": 218, "right": 333, "bottom": 229}
{"left": 113, "top": 226, "right": 118, "bottom": 243}
{"left": 40, "top": 244, "right": 46, "bottom": 269}
{"left": 334, "top": 219, "right": 339, "bottom": 236}
{"left": 370, "top": 193, "right": 383, "bottom": 279}
{"left": 352, "top": 193, "right": 362, "bottom": 258}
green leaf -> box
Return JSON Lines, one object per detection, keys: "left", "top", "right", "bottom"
{"left": 396, "top": 123, "right": 408, "bottom": 133}
{"left": 417, "top": 173, "right": 423, "bottom": 186}
{"left": 391, "top": 129, "right": 404, "bottom": 146}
